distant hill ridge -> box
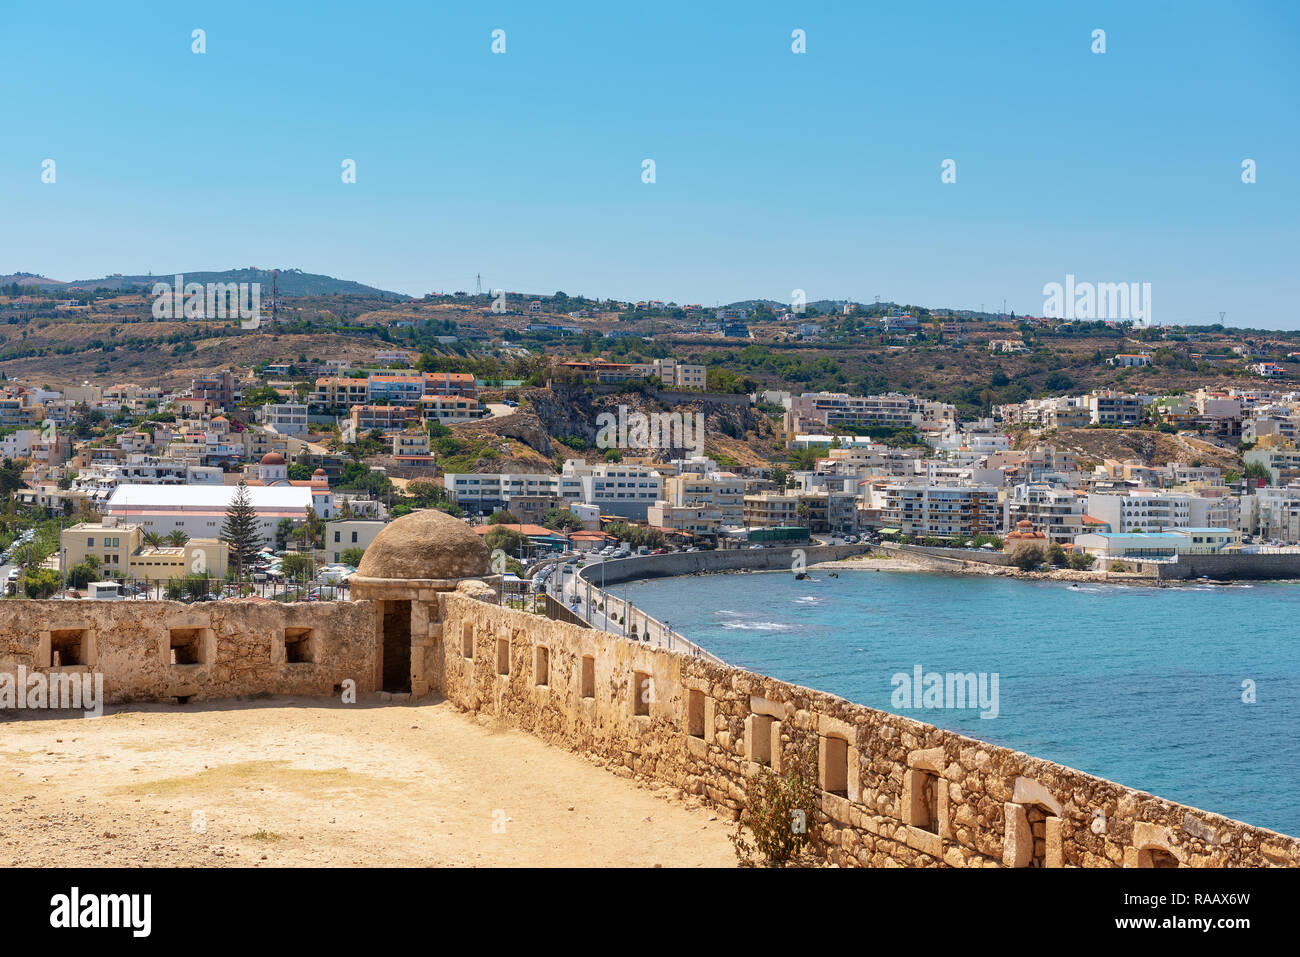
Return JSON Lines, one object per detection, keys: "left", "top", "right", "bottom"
{"left": 0, "top": 267, "right": 409, "bottom": 300}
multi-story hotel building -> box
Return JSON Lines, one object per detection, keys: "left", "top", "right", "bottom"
{"left": 878, "top": 484, "right": 1001, "bottom": 538}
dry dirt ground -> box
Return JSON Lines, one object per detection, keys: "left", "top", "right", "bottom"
{"left": 0, "top": 696, "right": 736, "bottom": 867}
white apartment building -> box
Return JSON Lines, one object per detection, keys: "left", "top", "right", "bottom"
{"left": 1240, "top": 486, "right": 1300, "bottom": 542}
{"left": 73, "top": 457, "right": 224, "bottom": 505}
{"left": 878, "top": 484, "right": 1001, "bottom": 538}
{"left": 784, "top": 392, "right": 956, "bottom": 434}
{"left": 649, "top": 470, "right": 746, "bottom": 535}
{"left": 1107, "top": 354, "right": 1153, "bottom": 367}
{"left": 1089, "top": 391, "right": 1146, "bottom": 426}
{"left": 1085, "top": 491, "right": 1192, "bottom": 532}
{"left": 997, "top": 396, "right": 1091, "bottom": 429}
{"left": 443, "top": 472, "right": 577, "bottom": 513}
{"left": 443, "top": 462, "right": 663, "bottom": 520}
{"left": 257, "top": 402, "right": 310, "bottom": 437}
{"left": 1244, "top": 447, "right": 1300, "bottom": 485}
{"left": 1241, "top": 414, "right": 1300, "bottom": 445}
{"left": 1004, "top": 484, "right": 1087, "bottom": 544}
{"left": 563, "top": 461, "right": 663, "bottom": 521}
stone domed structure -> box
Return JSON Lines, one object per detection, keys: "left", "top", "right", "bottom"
{"left": 260, "top": 451, "right": 286, "bottom": 466}
{"left": 356, "top": 508, "right": 490, "bottom": 582}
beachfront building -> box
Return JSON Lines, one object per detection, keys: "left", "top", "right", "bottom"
{"left": 562, "top": 461, "right": 664, "bottom": 521}
{"left": 877, "top": 483, "right": 1001, "bottom": 539}
{"left": 442, "top": 472, "right": 573, "bottom": 515}
{"left": 442, "top": 462, "right": 663, "bottom": 521}
{"left": 1004, "top": 483, "right": 1087, "bottom": 545}
{"left": 1073, "top": 527, "right": 1241, "bottom": 561}
{"left": 1240, "top": 486, "right": 1300, "bottom": 542}
{"left": 1085, "top": 491, "right": 1191, "bottom": 533}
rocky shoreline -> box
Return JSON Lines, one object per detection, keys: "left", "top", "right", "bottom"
{"left": 812, "top": 552, "right": 1289, "bottom": 587}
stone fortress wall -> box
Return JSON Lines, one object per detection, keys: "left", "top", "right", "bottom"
{"left": 2, "top": 507, "right": 1296, "bottom": 867}
{"left": 437, "top": 581, "right": 1300, "bottom": 868}
{"left": 0, "top": 599, "right": 378, "bottom": 703}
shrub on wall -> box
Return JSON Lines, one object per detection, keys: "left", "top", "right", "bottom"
{"left": 731, "top": 736, "right": 819, "bottom": 867}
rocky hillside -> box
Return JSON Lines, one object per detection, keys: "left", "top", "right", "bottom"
{"left": 448, "top": 385, "right": 783, "bottom": 473}
{"left": 1027, "top": 427, "right": 1241, "bottom": 473}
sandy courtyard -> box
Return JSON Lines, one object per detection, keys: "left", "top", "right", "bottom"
{"left": 0, "top": 696, "right": 737, "bottom": 867}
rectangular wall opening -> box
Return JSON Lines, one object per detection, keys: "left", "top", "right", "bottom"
{"left": 1026, "top": 804, "right": 1048, "bottom": 867}
{"left": 48, "top": 629, "right": 86, "bottom": 668}
{"left": 381, "top": 600, "right": 412, "bottom": 693}
{"left": 632, "top": 671, "right": 651, "bottom": 716}
{"left": 534, "top": 646, "right": 549, "bottom": 687}
{"left": 822, "top": 735, "right": 849, "bottom": 797}
{"left": 906, "top": 768, "right": 939, "bottom": 833}
{"left": 169, "top": 628, "right": 205, "bottom": 666}
{"left": 462, "top": 623, "right": 474, "bottom": 659}
{"left": 751, "top": 713, "right": 774, "bottom": 765}
{"left": 496, "top": 637, "right": 510, "bottom": 676}
{"left": 581, "top": 656, "right": 595, "bottom": 699}
{"left": 687, "top": 689, "right": 706, "bottom": 738}
{"left": 284, "top": 627, "right": 316, "bottom": 664}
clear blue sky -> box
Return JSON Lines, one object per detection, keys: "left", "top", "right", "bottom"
{"left": 2, "top": 1, "right": 1297, "bottom": 326}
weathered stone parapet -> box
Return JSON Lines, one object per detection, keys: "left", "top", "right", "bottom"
{"left": 0, "top": 599, "right": 380, "bottom": 704}
{"left": 435, "top": 589, "right": 1300, "bottom": 868}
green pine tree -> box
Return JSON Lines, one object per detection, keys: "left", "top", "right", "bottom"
{"left": 221, "top": 481, "right": 263, "bottom": 575}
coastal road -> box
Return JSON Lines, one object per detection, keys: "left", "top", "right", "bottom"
{"left": 550, "top": 562, "right": 707, "bottom": 658}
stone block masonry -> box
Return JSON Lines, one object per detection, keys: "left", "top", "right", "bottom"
{"left": 438, "top": 581, "right": 1300, "bottom": 868}
{"left": 0, "top": 599, "right": 379, "bottom": 703}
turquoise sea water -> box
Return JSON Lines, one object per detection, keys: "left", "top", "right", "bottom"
{"left": 608, "top": 569, "right": 1300, "bottom": 835}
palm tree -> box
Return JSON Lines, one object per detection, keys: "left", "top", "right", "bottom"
{"left": 143, "top": 531, "right": 163, "bottom": 548}
{"left": 166, "top": 530, "right": 189, "bottom": 547}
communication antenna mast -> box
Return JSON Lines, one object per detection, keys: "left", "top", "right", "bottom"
{"left": 475, "top": 273, "right": 483, "bottom": 296}
{"left": 1219, "top": 311, "right": 1226, "bottom": 324}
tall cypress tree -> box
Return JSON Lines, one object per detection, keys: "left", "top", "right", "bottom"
{"left": 221, "top": 481, "right": 262, "bottom": 576}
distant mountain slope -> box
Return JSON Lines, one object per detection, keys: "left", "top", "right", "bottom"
{"left": 0, "top": 272, "right": 67, "bottom": 287}
{"left": 1, "top": 267, "right": 409, "bottom": 300}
